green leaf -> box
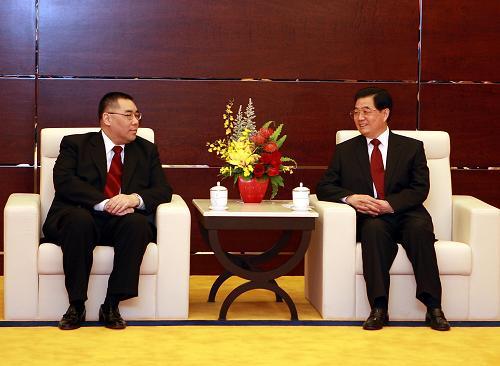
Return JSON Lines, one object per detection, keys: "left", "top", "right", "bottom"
{"left": 269, "top": 175, "right": 284, "bottom": 199}
{"left": 270, "top": 183, "right": 278, "bottom": 199}
{"left": 270, "top": 124, "right": 283, "bottom": 141}
{"left": 262, "top": 121, "right": 273, "bottom": 129}
{"left": 270, "top": 175, "right": 284, "bottom": 187}
{"left": 276, "top": 134, "right": 287, "bottom": 148}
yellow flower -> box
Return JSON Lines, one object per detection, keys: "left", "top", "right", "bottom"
{"left": 220, "top": 166, "right": 231, "bottom": 175}
{"left": 225, "top": 140, "right": 258, "bottom": 169}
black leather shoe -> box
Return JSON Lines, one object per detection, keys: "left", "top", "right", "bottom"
{"left": 426, "top": 308, "right": 451, "bottom": 331}
{"left": 58, "top": 305, "right": 86, "bottom": 330}
{"left": 363, "top": 308, "right": 389, "bottom": 330}
{"left": 99, "top": 304, "right": 127, "bottom": 329}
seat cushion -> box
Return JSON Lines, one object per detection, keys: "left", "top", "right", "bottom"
{"left": 355, "top": 240, "right": 471, "bottom": 275}
{"left": 38, "top": 242, "right": 158, "bottom": 275}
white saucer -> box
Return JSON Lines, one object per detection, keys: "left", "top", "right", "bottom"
{"left": 282, "top": 203, "right": 311, "bottom": 211}
{"left": 209, "top": 205, "right": 228, "bottom": 211}
{"left": 292, "top": 205, "right": 311, "bottom": 211}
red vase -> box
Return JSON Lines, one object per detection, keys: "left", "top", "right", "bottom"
{"left": 237, "top": 176, "right": 269, "bottom": 203}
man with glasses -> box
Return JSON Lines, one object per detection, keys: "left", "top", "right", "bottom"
{"left": 43, "top": 92, "right": 172, "bottom": 330}
{"left": 316, "top": 87, "right": 450, "bottom": 331}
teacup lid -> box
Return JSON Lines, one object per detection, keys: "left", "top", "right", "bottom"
{"left": 293, "top": 182, "right": 310, "bottom": 192}
{"left": 210, "top": 181, "right": 227, "bottom": 191}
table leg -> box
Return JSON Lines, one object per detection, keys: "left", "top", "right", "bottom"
{"left": 218, "top": 280, "right": 298, "bottom": 321}
{"left": 207, "top": 253, "right": 253, "bottom": 302}
{"left": 208, "top": 259, "right": 283, "bottom": 302}
{"left": 208, "top": 270, "right": 232, "bottom": 302}
{"left": 246, "top": 231, "right": 292, "bottom": 266}
{"left": 207, "top": 228, "right": 312, "bottom": 320}
{"left": 207, "top": 229, "right": 310, "bottom": 281}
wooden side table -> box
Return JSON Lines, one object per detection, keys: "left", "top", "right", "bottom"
{"left": 193, "top": 199, "right": 318, "bottom": 320}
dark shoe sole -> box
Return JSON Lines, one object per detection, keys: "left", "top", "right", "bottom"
{"left": 102, "top": 323, "right": 126, "bottom": 330}
{"left": 362, "top": 322, "right": 388, "bottom": 330}
{"left": 58, "top": 323, "right": 82, "bottom": 330}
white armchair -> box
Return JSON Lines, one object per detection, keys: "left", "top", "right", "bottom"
{"left": 4, "top": 128, "right": 191, "bottom": 320}
{"left": 305, "top": 130, "right": 500, "bottom": 321}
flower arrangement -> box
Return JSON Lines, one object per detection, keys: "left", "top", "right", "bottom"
{"left": 207, "top": 98, "right": 296, "bottom": 199}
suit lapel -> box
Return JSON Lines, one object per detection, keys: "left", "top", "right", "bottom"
{"left": 353, "top": 135, "right": 373, "bottom": 193}
{"left": 385, "top": 131, "right": 403, "bottom": 193}
{"left": 89, "top": 132, "right": 107, "bottom": 189}
{"left": 122, "top": 141, "right": 138, "bottom": 192}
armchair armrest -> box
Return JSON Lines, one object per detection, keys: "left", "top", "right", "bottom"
{"left": 452, "top": 195, "right": 500, "bottom": 319}
{"left": 305, "top": 194, "right": 357, "bottom": 319}
{"left": 155, "top": 194, "right": 191, "bottom": 318}
{"left": 4, "top": 193, "right": 41, "bottom": 319}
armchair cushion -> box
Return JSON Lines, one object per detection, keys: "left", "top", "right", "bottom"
{"left": 354, "top": 241, "right": 472, "bottom": 275}
{"left": 38, "top": 242, "right": 159, "bottom": 275}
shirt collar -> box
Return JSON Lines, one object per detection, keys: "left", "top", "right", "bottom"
{"left": 366, "top": 127, "right": 389, "bottom": 147}
{"left": 101, "top": 131, "right": 125, "bottom": 154}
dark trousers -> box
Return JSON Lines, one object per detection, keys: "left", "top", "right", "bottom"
{"left": 48, "top": 208, "right": 153, "bottom": 303}
{"left": 357, "top": 211, "right": 442, "bottom": 309}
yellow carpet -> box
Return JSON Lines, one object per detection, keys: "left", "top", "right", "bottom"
{"left": 1, "top": 276, "right": 500, "bottom": 365}
{"left": 2, "top": 326, "right": 500, "bottom": 366}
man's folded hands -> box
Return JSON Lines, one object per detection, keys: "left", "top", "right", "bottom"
{"left": 104, "top": 194, "right": 140, "bottom": 216}
{"left": 346, "top": 194, "right": 394, "bottom": 216}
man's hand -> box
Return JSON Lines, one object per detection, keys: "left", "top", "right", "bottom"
{"left": 104, "top": 194, "right": 140, "bottom": 216}
{"left": 346, "top": 194, "right": 394, "bottom": 216}
{"left": 375, "top": 199, "right": 394, "bottom": 215}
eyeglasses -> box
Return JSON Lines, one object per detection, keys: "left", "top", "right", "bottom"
{"left": 349, "top": 107, "right": 378, "bottom": 119}
{"left": 106, "top": 111, "right": 142, "bottom": 121}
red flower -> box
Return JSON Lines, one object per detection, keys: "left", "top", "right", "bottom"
{"left": 259, "top": 128, "right": 273, "bottom": 139}
{"left": 269, "top": 150, "right": 282, "bottom": 165}
{"left": 263, "top": 141, "right": 278, "bottom": 153}
{"left": 267, "top": 166, "right": 280, "bottom": 176}
{"left": 260, "top": 153, "right": 272, "bottom": 164}
{"left": 260, "top": 151, "right": 281, "bottom": 165}
{"left": 253, "top": 163, "right": 265, "bottom": 178}
{"left": 251, "top": 133, "right": 266, "bottom": 145}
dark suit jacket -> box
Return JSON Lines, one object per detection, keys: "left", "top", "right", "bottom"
{"left": 43, "top": 131, "right": 172, "bottom": 238}
{"left": 316, "top": 131, "right": 431, "bottom": 218}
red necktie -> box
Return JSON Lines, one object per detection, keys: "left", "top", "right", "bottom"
{"left": 370, "top": 139, "right": 385, "bottom": 199}
{"left": 104, "top": 146, "right": 123, "bottom": 198}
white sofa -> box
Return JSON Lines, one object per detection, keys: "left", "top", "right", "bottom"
{"left": 305, "top": 130, "right": 500, "bottom": 320}
{"left": 4, "top": 127, "right": 191, "bottom": 320}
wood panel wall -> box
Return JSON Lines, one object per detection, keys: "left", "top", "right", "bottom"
{"left": 1, "top": 0, "right": 499, "bottom": 275}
